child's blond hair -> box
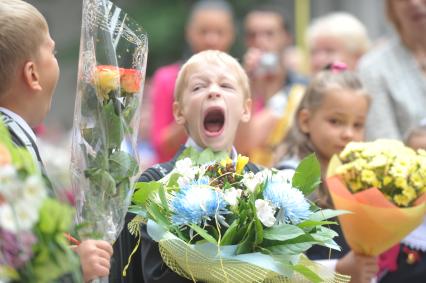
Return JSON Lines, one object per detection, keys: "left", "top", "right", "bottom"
{"left": 0, "top": 0, "right": 48, "bottom": 95}
{"left": 174, "top": 50, "right": 250, "bottom": 103}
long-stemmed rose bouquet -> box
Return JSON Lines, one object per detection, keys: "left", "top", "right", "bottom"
{"left": 326, "top": 139, "right": 426, "bottom": 256}
{"left": 128, "top": 149, "right": 350, "bottom": 283}
{"left": 0, "top": 121, "right": 81, "bottom": 282}
{"left": 70, "top": 0, "right": 148, "bottom": 275}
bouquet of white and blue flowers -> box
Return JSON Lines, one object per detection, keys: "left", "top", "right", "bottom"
{"left": 129, "top": 148, "right": 350, "bottom": 283}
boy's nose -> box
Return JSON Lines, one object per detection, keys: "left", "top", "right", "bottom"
{"left": 208, "top": 92, "right": 221, "bottom": 99}
{"left": 207, "top": 84, "right": 222, "bottom": 99}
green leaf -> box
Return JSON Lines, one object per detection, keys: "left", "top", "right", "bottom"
{"left": 263, "top": 224, "right": 305, "bottom": 241}
{"left": 128, "top": 205, "right": 148, "bottom": 218}
{"left": 292, "top": 153, "right": 321, "bottom": 196}
{"left": 122, "top": 95, "right": 139, "bottom": 125}
{"left": 38, "top": 198, "right": 74, "bottom": 234}
{"left": 254, "top": 217, "right": 264, "bottom": 245}
{"left": 147, "top": 202, "right": 170, "bottom": 228}
{"left": 189, "top": 224, "right": 218, "bottom": 244}
{"left": 85, "top": 168, "right": 116, "bottom": 194}
{"left": 198, "top": 148, "right": 215, "bottom": 164}
{"left": 309, "top": 209, "right": 350, "bottom": 221}
{"left": 177, "top": 147, "right": 199, "bottom": 161}
{"left": 103, "top": 101, "right": 124, "bottom": 148}
{"left": 236, "top": 222, "right": 255, "bottom": 254}
{"left": 297, "top": 220, "right": 337, "bottom": 229}
{"left": 268, "top": 242, "right": 313, "bottom": 255}
{"left": 220, "top": 219, "right": 238, "bottom": 245}
{"left": 109, "top": 150, "right": 139, "bottom": 180}
{"left": 292, "top": 264, "right": 323, "bottom": 283}
{"left": 133, "top": 181, "right": 161, "bottom": 205}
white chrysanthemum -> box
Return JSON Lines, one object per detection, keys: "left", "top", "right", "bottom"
{"left": 23, "top": 175, "right": 47, "bottom": 206}
{"left": 255, "top": 199, "right": 276, "bottom": 227}
{"left": 223, "top": 187, "right": 242, "bottom": 207}
{"left": 175, "top": 158, "right": 197, "bottom": 178}
{"left": 0, "top": 201, "right": 39, "bottom": 232}
{"left": 242, "top": 172, "right": 259, "bottom": 193}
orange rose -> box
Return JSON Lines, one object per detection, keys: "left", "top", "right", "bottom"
{"left": 93, "top": 65, "right": 121, "bottom": 96}
{"left": 120, "top": 68, "right": 142, "bottom": 93}
{"left": 0, "top": 144, "right": 11, "bottom": 166}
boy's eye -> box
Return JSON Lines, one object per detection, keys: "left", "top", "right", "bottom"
{"left": 221, "top": 83, "right": 234, "bottom": 90}
{"left": 192, "top": 85, "right": 203, "bottom": 91}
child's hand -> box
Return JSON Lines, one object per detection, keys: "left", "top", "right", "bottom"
{"left": 336, "top": 251, "right": 378, "bottom": 283}
{"left": 74, "top": 239, "right": 113, "bottom": 283}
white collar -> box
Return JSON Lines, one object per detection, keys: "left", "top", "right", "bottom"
{"left": 0, "top": 107, "right": 37, "bottom": 143}
{"left": 184, "top": 138, "right": 238, "bottom": 163}
{"left": 402, "top": 216, "right": 426, "bottom": 251}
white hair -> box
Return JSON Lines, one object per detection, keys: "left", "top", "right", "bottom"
{"left": 307, "top": 12, "right": 370, "bottom": 55}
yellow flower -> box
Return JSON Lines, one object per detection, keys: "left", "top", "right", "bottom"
{"left": 220, "top": 157, "right": 232, "bottom": 168}
{"left": 402, "top": 186, "right": 417, "bottom": 202}
{"left": 395, "top": 177, "right": 408, "bottom": 190}
{"left": 93, "top": 65, "right": 120, "bottom": 98}
{"left": 410, "top": 172, "right": 424, "bottom": 189}
{"left": 394, "top": 194, "right": 410, "bottom": 207}
{"left": 349, "top": 180, "right": 363, "bottom": 192}
{"left": 361, "top": 169, "right": 378, "bottom": 186}
{"left": 236, "top": 154, "right": 249, "bottom": 174}
{"left": 368, "top": 155, "right": 388, "bottom": 168}
{"left": 383, "top": 176, "right": 393, "bottom": 186}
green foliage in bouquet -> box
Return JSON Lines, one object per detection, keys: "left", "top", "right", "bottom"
{"left": 129, "top": 149, "right": 348, "bottom": 282}
{"left": 0, "top": 122, "right": 81, "bottom": 283}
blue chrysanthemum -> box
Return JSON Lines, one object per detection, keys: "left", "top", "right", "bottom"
{"left": 263, "top": 180, "right": 311, "bottom": 224}
{"left": 171, "top": 177, "right": 228, "bottom": 226}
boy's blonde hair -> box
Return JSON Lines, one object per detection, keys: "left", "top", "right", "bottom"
{"left": 0, "top": 0, "right": 48, "bottom": 95}
{"left": 174, "top": 50, "right": 250, "bottom": 103}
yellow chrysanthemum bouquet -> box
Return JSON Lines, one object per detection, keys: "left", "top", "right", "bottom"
{"left": 327, "top": 139, "right": 426, "bottom": 255}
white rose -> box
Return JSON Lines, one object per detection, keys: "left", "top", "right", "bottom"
{"left": 242, "top": 172, "right": 260, "bottom": 193}
{"left": 223, "top": 187, "right": 242, "bottom": 206}
{"left": 255, "top": 199, "right": 276, "bottom": 227}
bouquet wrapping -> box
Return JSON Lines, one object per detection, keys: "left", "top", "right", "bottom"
{"left": 70, "top": 0, "right": 148, "bottom": 246}
{"left": 129, "top": 149, "right": 350, "bottom": 283}
{"left": 326, "top": 139, "right": 426, "bottom": 256}
{"left": 0, "top": 122, "right": 81, "bottom": 282}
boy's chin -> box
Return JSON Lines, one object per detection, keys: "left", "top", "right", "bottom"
{"left": 200, "top": 136, "right": 232, "bottom": 153}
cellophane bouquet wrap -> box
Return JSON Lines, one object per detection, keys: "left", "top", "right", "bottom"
{"left": 0, "top": 122, "right": 81, "bottom": 282}
{"left": 71, "top": 0, "right": 148, "bottom": 244}
{"left": 129, "top": 149, "right": 350, "bottom": 283}
{"left": 326, "top": 139, "right": 426, "bottom": 256}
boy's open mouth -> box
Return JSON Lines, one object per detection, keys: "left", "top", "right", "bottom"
{"left": 203, "top": 108, "right": 225, "bottom": 137}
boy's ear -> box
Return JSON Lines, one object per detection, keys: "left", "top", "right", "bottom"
{"left": 173, "top": 101, "right": 186, "bottom": 125}
{"left": 23, "top": 61, "right": 42, "bottom": 91}
{"left": 240, "top": 98, "right": 252, "bottom": 123}
{"left": 298, "top": 109, "right": 311, "bottom": 134}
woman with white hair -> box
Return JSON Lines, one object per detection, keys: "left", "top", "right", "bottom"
{"left": 307, "top": 12, "right": 370, "bottom": 74}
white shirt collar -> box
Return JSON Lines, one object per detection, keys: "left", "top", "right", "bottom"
{"left": 0, "top": 107, "right": 37, "bottom": 143}
{"left": 184, "top": 138, "right": 238, "bottom": 163}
